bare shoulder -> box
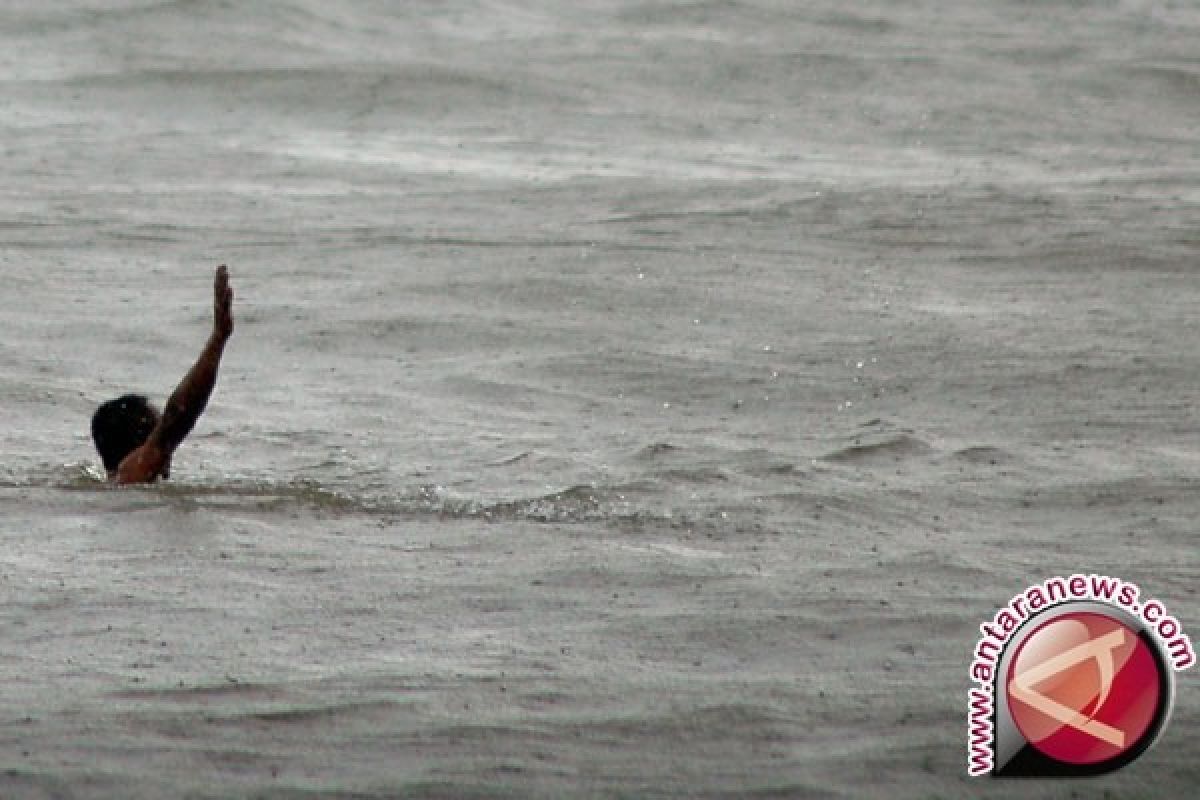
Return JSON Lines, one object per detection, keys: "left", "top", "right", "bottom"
{"left": 115, "top": 440, "right": 169, "bottom": 485}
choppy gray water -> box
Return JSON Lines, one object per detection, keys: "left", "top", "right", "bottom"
{"left": 2, "top": 2, "right": 1199, "bottom": 798}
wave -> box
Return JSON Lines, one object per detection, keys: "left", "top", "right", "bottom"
{"left": 0, "top": 461, "right": 679, "bottom": 526}
{"left": 3, "top": 0, "right": 579, "bottom": 83}
{"left": 819, "top": 432, "right": 934, "bottom": 465}
{"left": 949, "top": 445, "right": 1016, "bottom": 466}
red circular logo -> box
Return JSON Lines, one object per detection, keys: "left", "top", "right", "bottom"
{"left": 1006, "top": 611, "right": 1163, "bottom": 765}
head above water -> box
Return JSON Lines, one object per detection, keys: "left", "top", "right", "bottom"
{"left": 91, "top": 394, "right": 160, "bottom": 473}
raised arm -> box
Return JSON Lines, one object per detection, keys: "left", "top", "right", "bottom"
{"left": 115, "top": 266, "right": 234, "bottom": 484}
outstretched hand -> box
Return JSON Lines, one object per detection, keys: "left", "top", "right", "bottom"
{"left": 214, "top": 265, "right": 234, "bottom": 340}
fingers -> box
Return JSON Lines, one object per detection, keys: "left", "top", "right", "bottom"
{"left": 213, "top": 264, "right": 234, "bottom": 337}
{"left": 214, "top": 265, "right": 232, "bottom": 305}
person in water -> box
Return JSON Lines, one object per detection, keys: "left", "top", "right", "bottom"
{"left": 91, "top": 265, "right": 234, "bottom": 484}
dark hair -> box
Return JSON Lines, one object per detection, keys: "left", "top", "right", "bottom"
{"left": 92, "top": 394, "right": 160, "bottom": 472}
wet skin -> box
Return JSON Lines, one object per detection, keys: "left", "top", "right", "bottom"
{"left": 113, "top": 265, "right": 234, "bottom": 484}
